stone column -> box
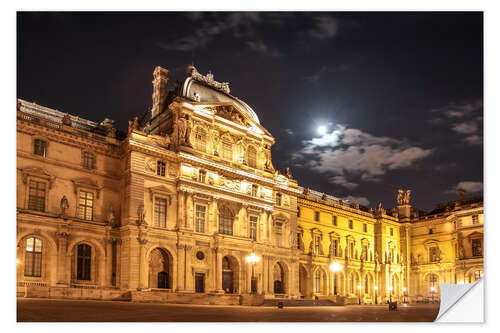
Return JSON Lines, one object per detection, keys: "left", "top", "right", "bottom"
{"left": 115, "top": 239, "right": 122, "bottom": 288}
{"left": 177, "top": 244, "right": 185, "bottom": 291}
{"left": 267, "top": 213, "right": 273, "bottom": 244}
{"left": 56, "top": 231, "right": 70, "bottom": 285}
{"left": 185, "top": 192, "right": 193, "bottom": 230}
{"left": 268, "top": 256, "right": 273, "bottom": 294}
{"left": 105, "top": 238, "right": 113, "bottom": 287}
{"left": 211, "top": 199, "right": 218, "bottom": 234}
{"left": 177, "top": 191, "right": 185, "bottom": 229}
{"left": 185, "top": 245, "right": 194, "bottom": 292}
{"left": 215, "top": 248, "right": 224, "bottom": 293}
{"left": 137, "top": 235, "right": 148, "bottom": 290}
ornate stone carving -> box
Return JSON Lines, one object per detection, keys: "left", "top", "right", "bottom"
{"left": 60, "top": 195, "right": 69, "bottom": 218}
{"left": 285, "top": 167, "right": 293, "bottom": 179}
{"left": 128, "top": 116, "right": 140, "bottom": 134}
{"left": 397, "top": 189, "right": 411, "bottom": 205}
{"left": 188, "top": 65, "right": 230, "bottom": 94}
{"left": 106, "top": 206, "right": 116, "bottom": 226}
{"left": 62, "top": 114, "right": 72, "bottom": 126}
{"left": 137, "top": 204, "right": 147, "bottom": 226}
{"left": 146, "top": 134, "right": 171, "bottom": 149}
{"left": 211, "top": 129, "right": 220, "bottom": 156}
{"left": 172, "top": 112, "right": 192, "bottom": 148}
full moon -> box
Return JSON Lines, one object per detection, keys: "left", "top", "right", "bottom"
{"left": 317, "top": 125, "right": 327, "bottom": 135}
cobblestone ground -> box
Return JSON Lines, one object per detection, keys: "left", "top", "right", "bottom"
{"left": 17, "top": 298, "right": 439, "bottom": 322}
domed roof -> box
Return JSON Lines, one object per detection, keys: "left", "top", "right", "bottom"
{"left": 179, "top": 69, "right": 260, "bottom": 125}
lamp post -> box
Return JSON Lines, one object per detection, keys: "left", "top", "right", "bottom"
{"left": 403, "top": 287, "right": 407, "bottom": 304}
{"left": 388, "top": 286, "right": 393, "bottom": 303}
{"left": 357, "top": 284, "right": 362, "bottom": 304}
{"left": 329, "top": 261, "right": 342, "bottom": 296}
{"left": 374, "top": 285, "right": 378, "bottom": 304}
{"left": 430, "top": 286, "right": 436, "bottom": 303}
{"left": 246, "top": 252, "right": 260, "bottom": 294}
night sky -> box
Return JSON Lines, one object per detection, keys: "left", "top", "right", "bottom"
{"left": 17, "top": 12, "right": 483, "bottom": 211}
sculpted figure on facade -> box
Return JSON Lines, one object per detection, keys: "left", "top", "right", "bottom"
{"left": 285, "top": 167, "right": 293, "bottom": 179}
{"left": 60, "top": 195, "right": 69, "bottom": 217}
{"left": 397, "top": 189, "right": 411, "bottom": 205}
{"left": 211, "top": 130, "right": 220, "bottom": 156}
{"left": 137, "top": 204, "right": 147, "bottom": 226}
{"left": 173, "top": 112, "right": 193, "bottom": 148}
{"left": 128, "top": 116, "right": 140, "bottom": 134}
{"left": 107, "top": 206, "right": 116, "bottom": 226}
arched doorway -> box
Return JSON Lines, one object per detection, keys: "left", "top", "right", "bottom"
{"left": 349, "top": 271, "right": 360, "bottom": 296}
{"left": 222, "top": 256, "right": 234, "bottom": 293}
{"left": 314, "top": 268, "right": 327, "bottom": 295}
{"left": 149, "top": 248, "right": 171, "bottom": 289}
{"left": 299, "top": 264, "right": 308, "bottom": 297}
{"left": 273, "top": 262, "right": 285, "bottom": 294}
{"left": 391, "top": 274, "right": 400, "bottom": 299}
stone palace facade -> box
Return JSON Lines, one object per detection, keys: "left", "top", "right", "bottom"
{"left": 16, "top": 65, "right": 484, "bottom": 305}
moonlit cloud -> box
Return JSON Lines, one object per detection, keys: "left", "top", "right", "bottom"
{"left": 448, "top": 181, "right": 483, "bottom": 194}
{"left": 293, "top": 124, "right": 433, "bottom": 188}
{"left": 245, "top": 40, "right": 282, "bottom": 58}
{"left": 341, "top": 195, "right": 370, "bottom": 207}
{"left": 452, "top": 121, "right": 478, "bottom": 134}
{"left": 309, "top": 16, "right": 338, "bottom": 40}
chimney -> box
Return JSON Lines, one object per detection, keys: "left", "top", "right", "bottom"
{"left": 151, "top": 66, "right": 169, "bottom": 118}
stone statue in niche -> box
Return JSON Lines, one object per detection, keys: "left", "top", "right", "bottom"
{"left": 211, "top": 130, "right": 220, "bottom": 156}
{"left": 60, "top": 195, "right": 69, "bottom": 218}
{"left": 137, "top": 204, "right": 147, "bottom": 226}
{"left": 397, "top": 189, "right": 411, "bottom": 205}
{"left": 107, "top": 206, "right": 116, "bottom": 226}
{"left": 173, "top": 112, "right": 192, "bottom": 148}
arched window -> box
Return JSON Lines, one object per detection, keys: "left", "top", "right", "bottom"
{"left": 314, "top": 270, "right": 321, "bottom": 293}
{"left": 247, "top": 146, "right": 257, "bottom": 168}
{"left": 221, "top": 137, "right": 233, "bottom": 161}
{"left": 219, "top": 206, "right": 233, "bottom": 235}
{"left": 24, "top": 237, "right": 42, "bottom": 277}
{"left": 193, "top": 127, "right": 207, "bottom": 153}
{"left": 77, "top": 244, "right": 92, "bottom": 281}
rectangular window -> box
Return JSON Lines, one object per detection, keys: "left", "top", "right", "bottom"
{"left": 332, "top": 215, "right": 337, "bottom": 226}
{"left": 222, "top": 139, "right": 232, "bottom": 161}
{"left": 154, "top": 197, "right": 167, "bottom": 228}
{"left": 78, "top": 190, "right": 94, "bottom": 220}
{"left": 363, "top": 245, "right": 368, "bottom": 259}
{"left": 429, "top": 246, "right": 439, "bottom": 262}
{"left": 314, "top": 235, "right": 321, "bottom": 255}
{"left": 363, "top": 223, "right": 367, "bottom": 233}
{"left": 195, "top": 204, "right": 206, "bottom": 233}
{"left": 472, "top": 215, "right": 479, "bottom": 224}
{"left": 34, "top": 139, "right": 46, "bottom": 157}
{"left": 198, "top": 170, "right": 206, "bottom": 183}
{"left": 156, "top": 161, "right": 166, "bottom": 176}
{"left": 349, "top": 220, "right": 353, "bottom": 229}
{"left": 332, "top": 239, "right": 338, "bottom": 256}
{"left": 275, "top": 222, "right": 282, "bottom": 247}
{"left": 472, "top": 238, "right": 482, "bottom": 257}
{"left": 251, "top": 184, "right": 258, "bottom": 197}
{"left": 82, "top": 151, "right": 96, "bottom": 169}
{"left": 314, "top": 211, "right": 320, "bottom": 222}
{"left": 276, "top": 193, "right": 282, "bottom": 206}
{"left": 249, "top": 215, "right": 258, "bottom": 241}
{"left": 390, "top": 228, "right": 394, "bottom": 236}
{"left": 350, "top": 242, "right": 354, "bottom": 258}
{"left": 28, "top": 180, "right": 46, "bottom": 212}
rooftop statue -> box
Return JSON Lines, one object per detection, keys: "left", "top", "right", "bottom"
{"left": 397, "top": 189, "right": 411, "bottom": 205}
{"left": 187, "top": 65, "right": 231, "bottom": 94}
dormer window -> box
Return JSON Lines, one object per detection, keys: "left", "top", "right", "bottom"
{"left": 247, "top": 146, "right": 257, "bottom": 168}
{"left": 34, "top": 139, "right": 46, "bottom": 157}
{"left": 193, "top": 127, "right": 207, "bottom": 153}
{"left": 157, "top": 161, "right": 166, "bottom": 177}
{"left": 251, "top": 184, "right": 258, "bottom": 197}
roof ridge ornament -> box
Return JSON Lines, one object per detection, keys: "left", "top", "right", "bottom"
{"left": 187, "top": 65, "right": 230, "bottom": 94}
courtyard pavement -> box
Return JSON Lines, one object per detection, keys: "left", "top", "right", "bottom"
{"left": 17, "top": 298, "right": 439, "bottom": 322}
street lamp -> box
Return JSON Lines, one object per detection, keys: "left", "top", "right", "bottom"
{"left": 430, "top": 286, "right": 436, "bottom": 303}
{"left": 403, "top": 287, "right": 407, "bottom": 304}
{"left": 374, "top": 285, "right": 378, "bottom": 304}
{"left": 329, "top": 261, "right": 342, "bottom": 296}
{"left": 357, "top": 284, "right": 362, "bottom": 304}
{"left": 388, "top": 286, "right": 393, "bottom": 303}
{"left": 246, "top": 252, "right": 260, "bottom": 294}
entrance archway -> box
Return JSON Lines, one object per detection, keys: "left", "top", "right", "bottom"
{"left": 222, "top": 256, "right": 241, "bottom": 293}
{"left": 149, "top": 248, "right": 172, "bottom": 289}
{"left": 273, "top": 262, "right": 285, "bottom": 294}
{"left": 299, "top": 264, "right": 308, "bottom": 297}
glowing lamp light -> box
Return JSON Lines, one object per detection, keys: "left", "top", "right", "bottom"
{"left": 388, "top": 286, "right": 393, "bottom": 292}
{"left": 329, "top": 261, "right": 342, "bottom": 272}
{"left": 16, "top": 258, "right": 19, "bottom": 265}
{"left": 357, "top": 285, "right": 362, "bottom": 290}
{"left": 246, "top": 252, "right": 260, "bottom": 264}
{"left": 317, "top": 125, "right": 327, "bottom": 135}
{"left": 403, "top": 287, "right": 407, "bottom": 292}
{"left": 374, "top": 286, "right": 379, "bottom": 291}
{"left": 430, "top": 286, "right": 436, "bottom": 292}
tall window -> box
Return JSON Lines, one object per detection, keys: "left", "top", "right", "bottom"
{"left": 247, "top": 146, "right": 257, "bottom": 168}
{"left": 275, "top": 222, "right": 283, "bottom": 247}
{"left": 350, "top": 274, "right": 355, "bottom": 294}
{"left": 390, "top": 228, "right": 394, "bottom": 236}
{"left": 251, "top": 184, "right": 258, "bottom": 197}
{"left": 78, "top": 190, "right": 94, "bottom": 220}
{"left": 472, "top": 238, "right": 482, "bottom": 257}
{"left": 82, "top": 151, "right": 96, "bottom": 169}
{"left": 193, "top": 127, "right": 207, "bottom": 153}
{"left": 332, "top": 215, "right": 337, "bottom": 226}
{"left": 77, "top": 244, "right": 91, "bottom": 281}
{"left": 363, "top": 223, "right": 367, "bottom": 233}
{"left": 24, "top": 237, "right": 42, "bottom": 277}
{"left": 362, "top": 244, "right": 368, "bottom": 260}
{"left": 28, "top": 180, "right": 46, "bottom": 212}
{"left": 154, "top": 197, "right": 167, "bottom": 228}
{"left": 195, "top": 204, "right": 206, "bottom": 233}
{"left": 219, "top": 206, "right": 233, "bottom": 235}
{"left": 157, "top": 161, "right": 166, "bottom": 176}
{"left": 34, "top": 139, "right": 46, "bottom": 157}
{"left": 276, "top": 193, "right": 282, "bottom": 206}
{"left": 314, "top": 235, "right": 321, "bottom": 255}
{"left": 249, "top": 215, "right": 258, "bottom": 240}
{"left": 472, "top": 215, "right": 479, "bottom": 224}
{"left": 314, "top": 270, "right": 321, "bottom": 293}
{"left": 332, "top": 238, "right": 338, "bottom": 256}
{"left": 350, "top": 242, "right": 354, "bottom": 258}
{"left": 348, "top": 220, "right": 353, "bottom": 229}
{"left": 198, "top": 170, "right": 206, "bottom": 183}
{"left": 297, "top": 207, "right": 301, "bottom": 217}
{"left": 314, "top": 211, "right": 320, "bottom": 222}
{"left": 429, "top": 246, "right": 439, "bottom": 262}
{"left": 222, "top": 137, "right": 233, "bottom": 161}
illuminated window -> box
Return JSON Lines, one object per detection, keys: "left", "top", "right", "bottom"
{"left": 24, "top": 237, "right": 42, "bottom": 277}
{"left": 77, "top": 244, "right": 91, "bottom": 281}
{"left": 314, "top": 211, "right": 320, "bottom": 222}
{"left": 350, "top": 242, "right": 354, "bottom": 258}
{"left": 193, "top": 127, "right": 207, "bottom": 153}
{"left": 156, "top": 161, "right": 166, "bottom": 176}
{"left": 363, "top": 244, "right": 368, "bottom": 260}
{"left": 332, "top": 215, "right": 337, "bottom": 226}
{"left": 365, "top": 276, "right": 370, "bottom": 293}
{"left": 249, "top": 215, "right": 258, "bottom": 241}
{"left": 219, "top": 206, "right": 233, "bottom": 235}
{"left": 28, "top": 180, "right": 46, "bottom": 212}
{"left": 222, "top": 137, "right": 233, "bottom": 161}
{"left": 198, "top": 170, "right": 206, "bottom": 183}
{"left": 195, "top": 204, "right": 206, "bottom": 233}
{"left": 34, "top": 139, "right": 46, "bottom": 157}
{"left": 332, "top": 238, "right": 338, "bottom": 256}
{"left": 472, "top": 215, "right": 479, "bottom": 224}
{"left": 78, "top": 190, "right": 94, "bottom": 221}
{"left": 349, "top": 220, "right": 353, "bottom": 229}
{"left": 276, "top": 193, "right": 282, "bottom": 206}
{"left": 82, "top": 151, "right": 96, "bottom": 169}
{"left": 247, "top": 146, "right": 257, "bottom": 168}
{"left": 429, "top": 246, "right": 439, "bottom": 262}
{"left": 472, "top": 238, "right": 482, "bottom": 257}
{"left": 314, "top": 235, "right": 321, "bottom": 255}
{"left": 154, "top": 197, "right": 167, "bottom": 228}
